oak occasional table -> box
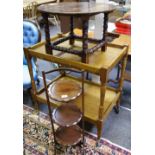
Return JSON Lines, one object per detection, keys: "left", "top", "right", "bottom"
{"left": 38, "top": 2, "right": 116, "bottom": 63}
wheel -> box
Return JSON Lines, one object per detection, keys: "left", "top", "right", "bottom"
{"left": 114, "top": 106, "right": 119, "bottom": 114}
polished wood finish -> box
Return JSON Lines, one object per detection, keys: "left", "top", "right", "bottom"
{"left": 78, "top": 28, "right": 130, "bottom": 82}
{"left": 48, "top": 78, "right": 81, "bottom": 102}
{"left": 53, "top": 103, "right": 82, "bottom": 126}
{"left": 37, "top": 2, "right": 116, "bottom": 63}
{"left": 42, "top": 71, "right": 57, "bottom": 155}
{"left": 55, "top": 125, "right": 82, "bottom": 146}
{"left": 38, "top": 2, "right": 115, "bottom": 16}
{"left": 33, "top": 76, "right": 119, "bottom": 121}
{"left": 41, "top": 68, "right": 85, "bottom": 153}
{"left": 30, "top": 37, "right": 126, "bottom": 72}
{"left": 24, "top": 35, "right": 128, "bottom": 141}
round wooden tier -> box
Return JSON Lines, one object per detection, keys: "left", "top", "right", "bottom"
{"left": 53, "top": 103, "right": 82, "bottom": 127}
{"left": 48, "top": 78, "right": 81, "bottom": 102}
{"left": 55, "top": 125, "right": 82, "bottom": 146}
{"left": 37, "top": 2, "right": 115, "bottom": 16}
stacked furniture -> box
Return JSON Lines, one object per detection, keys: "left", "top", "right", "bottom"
{"left": 24, "top": 2, "right": 129, "bottom": 146}
{"left": 37, "top": 2, "right": 118, "bottom": 63}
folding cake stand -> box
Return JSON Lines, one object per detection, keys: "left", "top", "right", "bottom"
{"left": 42, "top": 68, "right": 85, "bottom": 154}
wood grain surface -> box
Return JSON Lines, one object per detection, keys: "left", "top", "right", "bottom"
{"left": 38, "top": 2, "right": 115, "bottom": 16}
{"left": 48, "top": 78, "right": 82, "bottom": 102}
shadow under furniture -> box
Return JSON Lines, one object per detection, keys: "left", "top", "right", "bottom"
{"left": 24, "top": 32, "right": 128, "bottom": 143}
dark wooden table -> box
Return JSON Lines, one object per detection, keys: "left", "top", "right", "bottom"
{"left": 38, "top": 2, "right": 116, "bottom": 63}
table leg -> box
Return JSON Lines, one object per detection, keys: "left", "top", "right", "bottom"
{"left": 101, "top": 13, "right": 109, "bottom": 51}
{"left": 69, "top": 16, "right": 74, "bottom": 45}
{"left": 82, "top": 19, "right": 89, "bottom": 63}
{"left": 42, "top": 13, "right": 53, "bottom": 54}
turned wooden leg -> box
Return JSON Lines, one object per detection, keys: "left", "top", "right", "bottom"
{"left": 42, "top": 13, "right": 53, "bottom": 54}
{"left": 69, "top": 16, "right": 75, "bottom": 45}
{"left": 101, "top": 13, "right": 109, "bottom": 51}
{"left": 96, "top": 120, "right": 103, "bottom": 146}
{"left": 82, "top": 18, "right": 89, "bottom": 63}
